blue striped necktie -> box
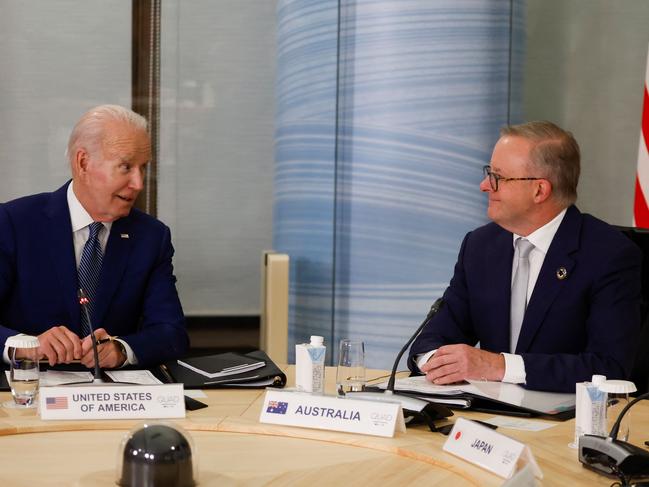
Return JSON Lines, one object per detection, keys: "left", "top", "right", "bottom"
{"left": 78, "top": 222, "right": 104, "bottom": 337}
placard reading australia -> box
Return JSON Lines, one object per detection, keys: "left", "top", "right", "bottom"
{"left": 259, "top": 390, "right": 405, "bottom": 438}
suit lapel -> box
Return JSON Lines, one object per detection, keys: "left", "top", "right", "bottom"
{"left": 515, "top": 205, "right": 581, "bottom": 353}
{"left": 94, "top": 217, "right": 133, "bottom": 327}
{"left": 45, "top": 182, "right": 80, "bottom": 331}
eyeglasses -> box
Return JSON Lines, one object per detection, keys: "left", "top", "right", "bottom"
{"left": 482, "top": 165, "right": 542, "bottom": 192}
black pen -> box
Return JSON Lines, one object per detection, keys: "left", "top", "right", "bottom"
{"left": 159, "top": 363, "right": 174, "bottom": 383}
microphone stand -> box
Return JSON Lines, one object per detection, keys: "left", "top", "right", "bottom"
{"left": 344, "top": 298, "right": 452, "bottom": 431}
{"left": 579, "top": 392, "right": 649, "bottom": 481}
{"left": 78, "top": 288, "right": 105, "bottom": 384}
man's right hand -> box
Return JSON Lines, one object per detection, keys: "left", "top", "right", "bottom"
{"left": 37, "top": 326, "right": 83, "bottom": 365}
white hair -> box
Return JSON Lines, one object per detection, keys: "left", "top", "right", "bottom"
{"left": 66, "top": 105, "right": 148, "bottom": 163}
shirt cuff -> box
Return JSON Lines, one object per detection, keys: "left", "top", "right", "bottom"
{"left": 501, "top": 353, "right": 526, "bottom": 384}
{"left": 115, "top": 339, "right": 138, "bottom": 367}
{"left": 415, "top": 349, "right": 437, "bottom": 371}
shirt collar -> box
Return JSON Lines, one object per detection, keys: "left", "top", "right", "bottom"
{"left": 512, "top": 208, "right": 567, "bottom": 255}
{"left": 66, "top": 181, "right": 112, "bottom": 233}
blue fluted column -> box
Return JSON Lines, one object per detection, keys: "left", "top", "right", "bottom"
{"left": 274, "top": 0, "right": 523, "bottom": 367}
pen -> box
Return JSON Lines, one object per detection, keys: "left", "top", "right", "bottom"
{"left": 159, "top": 364, "right": 174, "bottom": 383}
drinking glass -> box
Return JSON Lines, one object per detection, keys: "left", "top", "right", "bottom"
{"left": 6, "top": 335, "right": 40, "bottom": 408}
{"left": 599, "top": 380, "right": 637, "bottom": 442}
{"left": 336, "top": 339, "right": 365, "bottom": 396}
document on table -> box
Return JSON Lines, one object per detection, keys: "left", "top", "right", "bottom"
{"left": 382, "top": 376, "right": 575, "bottom": 416}
{"left": 104, "top": 370, "right": 163, "bottom": 385}
{"left": 5, "top": 370, "right": 93, "bottom": 387}
{"left": 6, "top": 370, "right": 164, "bottom": 387}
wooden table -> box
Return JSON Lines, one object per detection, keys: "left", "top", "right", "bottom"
{"left": 0, "top": 367, "right": 647, "bottom": 486}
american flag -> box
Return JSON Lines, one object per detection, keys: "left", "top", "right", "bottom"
{"left": 46, "top": 396, "right": 69, "bottom": 410}
{"left": 266, "top": 400, "right": 288, "bottom": 414}
{"left": 634, "top": 43, "right": 649, "bottom": 227}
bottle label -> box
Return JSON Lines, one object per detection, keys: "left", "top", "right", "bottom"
{"left": 308, "top": 347, "right": 325, "bottom": 362}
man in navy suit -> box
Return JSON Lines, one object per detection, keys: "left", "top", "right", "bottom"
{"left": 409, "top": 121, "right": 641, "bottom": 392}
{"left": 0, "top": 105, "right": 189, "bottom": 368}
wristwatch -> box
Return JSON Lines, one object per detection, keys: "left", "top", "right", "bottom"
{"left": 113, "top": 338, "right": 128, "bottom": 364}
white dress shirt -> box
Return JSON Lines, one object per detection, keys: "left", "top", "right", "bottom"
{"left": 67, "top": 183, "right": 137, "bottom": 365}
{"left": 417, "top": 208, "right": 567, "bottom": 384}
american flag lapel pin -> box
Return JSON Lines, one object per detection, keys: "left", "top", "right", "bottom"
{"left": 120, "top": 233, "right": 130, "bottom": 239}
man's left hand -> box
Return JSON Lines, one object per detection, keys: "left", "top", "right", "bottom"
{"left": 80, "top": 328, "right": 126, "bottom": 369}
{"left": 421, "top": 344, "right": 505, "bottom": 384}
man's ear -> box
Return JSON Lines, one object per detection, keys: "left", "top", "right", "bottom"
{"left": 71, "top": 148, "right": 90, "bottom": 179}
{"left": 533, "top": 179, "right": 552, "bottom": 203}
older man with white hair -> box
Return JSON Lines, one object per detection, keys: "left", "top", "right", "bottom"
{"left": 0, "top": 105, "right": 189, "bottom": 369}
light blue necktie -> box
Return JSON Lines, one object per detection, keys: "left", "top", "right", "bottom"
{"left": 510, "top": 238, "right": 535, "bottom": 353}
{"left": 78, "top": 222, "right": 104, "bottom": 337}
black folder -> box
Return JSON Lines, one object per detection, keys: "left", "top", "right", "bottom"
{"left": 159, "top": 350, "right": 287, "bottom": 389}
{"left": 370, "top": 377, "right": 576, "bottom": 421}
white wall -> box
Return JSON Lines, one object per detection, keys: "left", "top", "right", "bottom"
{"left": 523, "top": 0, "right": 649, "bottom": 225}
{"left": 0, "top": 1, "right": 131, "bottom": 200}
{"left": 159, "top": 0, "right": 277, "bottom": 315}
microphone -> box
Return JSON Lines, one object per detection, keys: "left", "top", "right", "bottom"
{"left": 344, "top": 298, "right": 452, "bottom": 431}
{"left": 386, "top": 297, "right": 444, "bottom": 393}
{"left": 579, "top": 391, "right": 649, "bottom": 479}
{"left": 78, "top": 288, "right": 105, "bottom": 384}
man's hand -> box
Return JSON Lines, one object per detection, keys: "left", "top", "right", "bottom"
{"left": 421, "top": 344, "right": 505, "bottom": 384}
{"left": 37, "top": 326, "right": 83, "bottom": 365}
{"left": 80, "top": 328, "right": 126, "bottom": 369}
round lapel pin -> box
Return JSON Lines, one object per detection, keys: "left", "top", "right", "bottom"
{"left": 556, "top": 267, "right": 568, "bottom": 280}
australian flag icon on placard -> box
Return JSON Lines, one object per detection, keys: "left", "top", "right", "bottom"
{"left": 266, "top": 400, "right": 289, "bottom": 414}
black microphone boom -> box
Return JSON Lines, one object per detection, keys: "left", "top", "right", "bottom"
{"left": 345, "top": 297, "right": 452, "bottom": 431}
{"left": 386, "top": 297, "right": 444, "bottom": 393}
{"left": 78, "top": 288, "right": 105, "bottom": 383}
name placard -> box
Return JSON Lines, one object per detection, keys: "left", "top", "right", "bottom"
{"left": 259, "top": 390, "right": 405, "bottom": 437}
{"left": 39, "top": 384, "right": 185, "bottom": 420}
{"left": 443, "top": 418, "right": 543, "bottom": 479}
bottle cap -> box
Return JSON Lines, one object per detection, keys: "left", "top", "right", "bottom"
{"left": 5, "top": 334, "right": 40, "bottom": 349}
{"left": 310, "top": 335, "right": 324, "bottom": 346}
{"left": 591, "top": 375, "right": 607, "bottom": 386}
{"left": 598, "top": 379, "right": 637, "bottom": 394}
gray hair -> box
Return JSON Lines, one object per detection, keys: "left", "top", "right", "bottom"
{"left": 67, "top": 105, "right": 148, "bottom": 163}
{"left": 500, "top": 121, "right": 580, "bottom": 206}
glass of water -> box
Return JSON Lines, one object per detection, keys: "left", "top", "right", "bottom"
{"left": 336, "top": 339, "right": 365, "bottom": 396}
{"left": 6, "top": 334, "right": 40, "bottom": 408}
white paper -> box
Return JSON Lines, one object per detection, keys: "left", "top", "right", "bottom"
{"left": 42, "top": 370, "right": 93, "bottom": 386}
{"left": 105, "top": 370, "right": 163, "bottom": 385}
{"left": 184, "top": 389, "right": 207, "bottom": 399}
{"left": 385, "top": 376, "right": 575, "bottom": 415}
{"left": 381, "top": 376, "right": 482, "bottom": 395}
{"left": 5, "top": 370, "right": 94, "bottom": 387}
{"left": 482, "top": 416, "right": 557, "bottom": 432}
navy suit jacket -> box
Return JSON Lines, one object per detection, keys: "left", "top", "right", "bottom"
{"left": 408, "top": 205, "right": 642, "bottom": 392}
{"left": 0, "top": 182, "right": 189, "bottom": 366}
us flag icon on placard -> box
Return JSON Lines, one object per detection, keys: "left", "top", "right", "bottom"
{"left": 266, "top": 401, "right": 288, "bottom": 414}
{"left": 46, "top": 396, "right": 69, "bottom": 410}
